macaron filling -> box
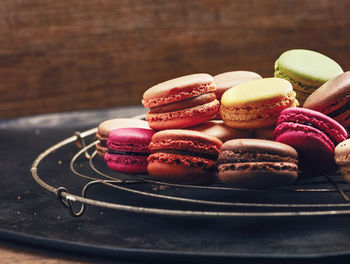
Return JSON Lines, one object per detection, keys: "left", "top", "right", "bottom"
{"left": 108, "top": 150, "right": 149, "bottom": 156}
{"left": 217, "top": 150, "right": 298, "bottom": 164}
{"left": 148, "top": 152, "right": 216, "bottom": 170}
{"left": 149, "top": 92, "right": 216, "bottom": 113}
{"left": 152, "top": 149, "right": 217, "bottom": 161}
{"left": 326, "top": 95, "right": 350, "bottom": 120}
{"left": 218, "top": 162, "right": 298, "bottom": 173}
{"left": 149, "top": 138, "right": 221, "bottom": 156}
{"left": 274, "top": 66, "right": 318, "bottom": 91}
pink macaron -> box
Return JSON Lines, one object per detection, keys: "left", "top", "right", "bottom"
{"left": 104, "top": 128, "right": 155, "bottom": 174}
{"left": 274, "top": 108, "right": 347, "bottom": 175}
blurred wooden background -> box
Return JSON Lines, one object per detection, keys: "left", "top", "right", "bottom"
{"left": 1, "top": 0, "right": 349, "bottom": 118}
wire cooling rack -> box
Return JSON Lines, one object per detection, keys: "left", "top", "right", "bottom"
{"left": 31, "top": 115, "right": 350, "bottom": 218}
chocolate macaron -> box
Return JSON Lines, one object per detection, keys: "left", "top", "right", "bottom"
{"left": 217, "top": 139, "right": 298, "bottom": 189}
{"left": 304, "top": 71, "right": 350, "bottom": 130}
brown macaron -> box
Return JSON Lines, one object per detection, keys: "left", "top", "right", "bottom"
{"left": 304, "top": 71, "right": 350, "bottom": 129}
{"left": 217, "top": 139, "right": 298, "bottom": 189}
{"left": 96, "top": 118, "right": 150, "bottom": 158}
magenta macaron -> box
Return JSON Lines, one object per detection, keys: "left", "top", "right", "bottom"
{"left": 104, "top": 128, "right": 155, "bottom": 174}
{"left": 274, "top": 108, "right": 347, "bottom": 175}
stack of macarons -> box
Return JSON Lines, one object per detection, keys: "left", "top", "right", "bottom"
{"left": 96, "top": 48, "right": 350, "bottom": 188}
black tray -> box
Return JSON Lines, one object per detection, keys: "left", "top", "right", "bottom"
{"left": 1, "top": 105, "right": 350, "bottom": 264}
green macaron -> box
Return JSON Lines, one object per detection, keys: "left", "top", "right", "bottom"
{"left": 274, "top": 49, "right": 343, "bottom": 105}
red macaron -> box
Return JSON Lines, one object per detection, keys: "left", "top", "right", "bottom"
{"left": 274, "top": 108, "right": 347, "bottom": 175}
{"left": 142, "top": 73, "right": 220, "bottom": 130}
{"left": 104, "top": 128, "right": 155, "bottom": 174}
{"left": 147, "top": 129, "right": 223, "bottom": 184}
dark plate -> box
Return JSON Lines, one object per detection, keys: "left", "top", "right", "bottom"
{"left": 1, "top": 106, "right": 350, "bottom": 264}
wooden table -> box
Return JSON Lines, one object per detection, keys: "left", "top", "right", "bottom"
{"left": 0, "top": 239, "right": 132, "bottom": 263}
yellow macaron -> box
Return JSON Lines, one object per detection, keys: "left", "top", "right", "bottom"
{"left": 220, "top": 77, "right": 298, "bottom": 129}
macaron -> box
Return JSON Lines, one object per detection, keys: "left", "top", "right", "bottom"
{"left": 104, "top": 128, "right": 155, "bottom": 174}
{"left": 187, "top": 120, "right": 251, "bottom": 142}
{"left": 251, "top": 126, "right": 275, "bottom": 140}
{"left": 220, "top": 77, "right": 298, "bottom": 129}
{"left": 274, "top": 49, "right": 343, "bottom": 105}
{"left": 217, "top": 139, "right": 298, "bottom": 189}
{"left": 142, "top": 73, "right": 220, "bottom": 130}
{"left": 213, "top": 71, "right": 262, "bottom": 100}
{"left": 304, "top": 71, "right": 350, "bottom": 129}
{"left": 147, "top": 130, "right": 223, "bottom": 184}
{"left": 274, "top": 108, "right": 348, "bottom": 175}
{"left": 96, "top": 118, "right": 150, "bottom": 158}
{"left": 335, "top": 139, "right": 350, "bottom": 183}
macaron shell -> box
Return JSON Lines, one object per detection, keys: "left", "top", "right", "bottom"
{"left": 107, "top": 128, "right": 155, "bottom": 153}
{"left": 218, "top": 164, "right": 298, "bottom": 189}
{"left": 146, "top": 99, "right": 220, "bottom": 130}
{"left": 221, "top": 78, "right": 293, "bottom": 105}
{"left": 142, "top": 73, "right": 215, "bottom": 108}
{"left": 187, "top": 120, "right": 251, "bottom": 142}
{"left": 276, "top": 108, "right": 348, "bottom": 145}
{"left": 105, "top": 153, "right": 148, "bottom": 174}
{"left": 150, "top": 129, "right": 223, "bottom": 156}
{"left": 220, "top": 138, "right": 298, "bottom": 159}
{"left": 274, "top": 49, "right": 343, "bottom": 86}
{"left": 213, "top": 71, "right": 262, "bottom": 99}
{"left": 147, "top": 153, "right": 217, "bottom": 184}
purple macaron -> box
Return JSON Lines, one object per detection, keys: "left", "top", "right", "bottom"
{"left": 104, "top": 128, "right": 155, "bottom": 174}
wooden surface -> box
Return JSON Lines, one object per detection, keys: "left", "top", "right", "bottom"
{"left": 0, "top": 239, "right": 131, "bottom": 263}
{"left": 1, "top": 0, "right": 350, "bottom": 118}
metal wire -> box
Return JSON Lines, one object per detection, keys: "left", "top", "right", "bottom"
{"left": 31, "top": 119, "right": 350, "bottom": 218}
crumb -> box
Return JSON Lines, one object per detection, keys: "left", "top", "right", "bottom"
{"left": 17, "top": 211, "right": 20, "bottom": 215}
{"left": 99, "top": 211, "right": 104, "bottom": 215}
{"left": 33, "top": 212, "right": 37, "bottom": 216}
{"left": 57, "top": 216, "right": 61, "bottom": 220}
{"left": 58, "top": 160, "right": 62, "bottom": 165}
{"left": 17, "top": 195, "right": 21, "bottom": 200}
{"left": 151, "top": 184, "right": 168, "bottom": 191}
